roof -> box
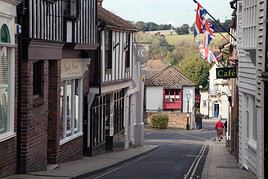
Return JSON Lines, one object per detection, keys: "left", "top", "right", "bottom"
{"left": 144, "top": 60, "right": 195, "bottom": 89}
{"left": 97, "top": 6, "right": 137, "bottom": 31}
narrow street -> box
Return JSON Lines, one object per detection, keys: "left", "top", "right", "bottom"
{"left": 90, "top": 120, "right": 216, "bottom": 179}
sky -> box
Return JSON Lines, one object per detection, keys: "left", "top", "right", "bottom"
{"left": 103, "top": 0, "right": 233, "bottom": 27}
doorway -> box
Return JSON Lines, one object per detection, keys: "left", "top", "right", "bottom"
{"left": 213, "top": 103, "right": 220, "bottom": 118}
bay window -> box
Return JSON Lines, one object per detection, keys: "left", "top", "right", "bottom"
{"left": 60, "top": 79, "right": 82, "bottom": 144}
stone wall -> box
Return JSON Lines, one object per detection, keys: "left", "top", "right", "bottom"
{"left": 145, "top": 112, "right": 188, "bottom": 129}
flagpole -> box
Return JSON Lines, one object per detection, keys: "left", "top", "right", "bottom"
{"left": 193, "top": 0, "right": 237, "bottom": 41}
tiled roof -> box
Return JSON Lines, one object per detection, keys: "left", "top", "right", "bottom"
{"left": 144, "top": 60, "right": 195, "bottom": 89}
{"left": 97, "top": 6, "right": 137, "bottom": 31}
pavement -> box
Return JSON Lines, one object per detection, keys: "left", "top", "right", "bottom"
{"left": 201, "top": 139, "right": 257, "bottom": 179}
{"left": 5, "top": 145, "right": 158, "bottom": 179}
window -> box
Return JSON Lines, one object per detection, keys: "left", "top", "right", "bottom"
{"left": 105, "top": 30, "right": 112, "bottom": 69}
{"left": 203, "top": 100, "right": 207, "bottom": 107}
{"left": 125, "top": 33, "right": 131, "bottom": 68}
{"left": 113, "top": 90, "right": 124, "bottom": 134}
{"left": 1, "top": 25, "right": 10, "bottom": 43}
{"left": 33, "top": 61, "right": 43, "bottom": 97}
{"left": 0, "top": 24, "right": 15, "bottom": 139}
{"left": 60, "top": 79, "right": 82, "bottom": 144}
{"left": 242, "top": 0, "right": 257, "bottom": 48}
{"left": 64, "top": 0, "right": 80, "bottom": 18}
{"left": 244, "top": 94, "right": 257, "bottom": 145}
{"left": 91, "top": 95, "right": 108, "bottom": 146}
{"left": 0, "top": 47, "right": 9, "bottom": 134}
{"left": 164, "top": 89, "right": 180, "bottom": 102}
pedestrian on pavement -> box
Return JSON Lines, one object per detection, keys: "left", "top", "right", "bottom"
{"left": 195, "top": 111, "right": 202, "bottom": 130}
{"left": 215, "top": 118, "right": 224, "bottom": 141}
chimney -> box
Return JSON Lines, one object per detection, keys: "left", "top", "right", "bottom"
{"left": 97, "top": 0, "right": 103, "bottom": 6}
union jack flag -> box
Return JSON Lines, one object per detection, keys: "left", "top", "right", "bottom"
{"left": 203, "top": 21, "right": 215, "bottom": 47}
{"left": 194, "top": 3, "right": 207, "bottom": 37}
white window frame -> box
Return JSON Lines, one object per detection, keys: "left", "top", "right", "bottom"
{"left": 242, "top": 0, "right": 257, "bottom": 49}
{"left": 244, "top": 93, "right": 257, "bottom": 149}
{"left": 0, "top": 27, "right": 16, "bottom": 142}
{"left": 60, "top": 78, "right": 83, "bottom": 145}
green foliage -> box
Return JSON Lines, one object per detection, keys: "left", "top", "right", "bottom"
{"left": 133, "top": 21, "right": 173, "bottom": 31}
{"left": 151, "top": 115, "right": 169, "bottom": 129}
{"left": 175, "top": 24, "right": 190, "bottom": 35}
{"left": 178, "top": 57, "right": 211, "bottom": 89}
{"left": 136, "top": 32, "right": 174, "bottom": 59}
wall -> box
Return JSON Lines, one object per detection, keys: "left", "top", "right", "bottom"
{"left": 145, "top": 112, "right": 188, "bottom": 129}
{"left": 200, "top": 91, "right": 208, "bottom": 116}
{"left": 145, "top": 86, "right": 163, "bottom": 111}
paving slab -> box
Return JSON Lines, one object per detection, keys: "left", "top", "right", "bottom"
{"left": 201, "top": 141, "right": 257, "bottom": 179}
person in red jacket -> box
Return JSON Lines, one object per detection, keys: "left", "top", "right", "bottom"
{"left": 215, "top": 119, "right": 224, "bottom": 141}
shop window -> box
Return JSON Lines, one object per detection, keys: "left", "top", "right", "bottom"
{"left": 113, "top": 90, "right": 124, "bottom": 134}
{"left": 0, "top": 47, "right": 9, "bottom": 135}
{"left": 0, "top": 23, "right": 14, "bottom": 139}
{"left": 33, "top": 61, "right": 43, "bottom": 97}
{"left": 105, "top": 30, "right": 112, "bottom": 69}
{"left": 60, "top": 79, "right": 82, "bottom": 144}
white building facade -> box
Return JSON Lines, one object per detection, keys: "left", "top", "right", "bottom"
{"left": 237, "top": 0, "right": 265, "bottom": 178}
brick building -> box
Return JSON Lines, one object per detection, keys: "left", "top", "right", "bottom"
{"left": 0, "top": 0, "right": 21, "bottom": 177}
{"left": 15, "top": 0, "right": 97, "bottom": 174}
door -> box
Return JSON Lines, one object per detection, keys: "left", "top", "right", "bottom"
{"left": 214, "top": 103, "right": 219, "bottom": 118}
{"left": 265, "top": 82, "right": 268, "bottom": 178}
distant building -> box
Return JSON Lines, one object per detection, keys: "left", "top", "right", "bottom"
{"left": 144, "top": 59, "right": 195, "bottom": 112}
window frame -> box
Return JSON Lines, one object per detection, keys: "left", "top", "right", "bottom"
{"left": 125, "top": 32, "right": 131, "bottom": 68}
{"left": 60, "top": 78, "right": 83, "bottom": 145}
{"left": 105, "top": 30, "right": 112, "bottom": 70}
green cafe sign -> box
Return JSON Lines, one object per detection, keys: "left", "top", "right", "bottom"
{"left": 216, "top": 67, "right": 237, "bottom": 79}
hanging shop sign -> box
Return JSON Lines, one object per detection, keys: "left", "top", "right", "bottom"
{"left": 216, "top": 67, "right": 237, "bottom": 79}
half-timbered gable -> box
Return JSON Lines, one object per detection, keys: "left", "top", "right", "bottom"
{"left": 98, "top": 6, "right": 137, "bottom": 84}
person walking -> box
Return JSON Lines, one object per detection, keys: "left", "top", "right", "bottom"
{"left": 215, "top": 118, "right": 224, "bottom": 141}
{"left": 195, "top": 111, "right": 202, "bottom": 130}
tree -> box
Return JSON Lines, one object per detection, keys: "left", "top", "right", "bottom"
{"left": 178, "top": 56, "right": 211, "bottom": 88}
{"left": 175, "top": 24, "right": 190, "bottom": 35}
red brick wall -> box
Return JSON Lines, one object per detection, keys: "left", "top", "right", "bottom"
{"left": 59, "top": 137, "right": 83, "bottom": 162}
{"left": 0, "top": 137, "right": 17, "bottom": 177}
{"left": 18, "top": 60, "right": 49, "bottom": 173}
{"left": 47, "top": 60, "right": 61, "bottom": 164}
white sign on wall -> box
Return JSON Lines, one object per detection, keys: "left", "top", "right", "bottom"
{"left": 61, "top": 58, "right": 90, "bottom": 79}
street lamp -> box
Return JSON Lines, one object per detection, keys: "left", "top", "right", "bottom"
{"left": 186, "top": 93, "right": 191, "bottom": 130}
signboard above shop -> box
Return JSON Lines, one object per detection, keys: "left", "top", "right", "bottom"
{"left": 216, "top": 67, "right": 237, "bottom": 79}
